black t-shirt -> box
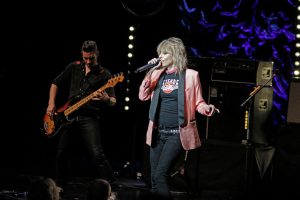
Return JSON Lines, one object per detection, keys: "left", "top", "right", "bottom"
{"left": 52, "top": 61, "right": 115, "bottom": 117}
{"left": 158, "top": 72, "right": 179, "bottom": 128}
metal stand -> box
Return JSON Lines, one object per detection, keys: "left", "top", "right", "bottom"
{"left": 240, "top": 73, "right": 276, "bottom": 144}
{"left": 240, "top": 72, "right": 276, "bottom": 198}
{"left": 170, "top": 150, "right": 188, "bottom": 178}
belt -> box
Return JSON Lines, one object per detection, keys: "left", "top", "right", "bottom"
{"left": 158, "top": 126, "right": 179, "bottom": 134}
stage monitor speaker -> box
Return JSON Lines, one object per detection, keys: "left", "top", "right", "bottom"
{"left": 287, "top": 80, "right": 300, "bottom": 124}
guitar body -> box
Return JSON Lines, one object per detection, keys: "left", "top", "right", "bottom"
{"left": 43, "top": 101, "right": 74, "bottom": 138}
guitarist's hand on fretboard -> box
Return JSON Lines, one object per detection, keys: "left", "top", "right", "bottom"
{"left": 92, "top": 91, "right": 116, "bottom": 106}
{"left": 92, "top": 90, "right": 109, "bottom": 101}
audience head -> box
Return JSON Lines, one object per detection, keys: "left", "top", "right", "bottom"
{"left": 87, "top": 178, "right": 112, "bottom": 200}
{"left": 27, "top": 177, "right": 62, "bottom": 200}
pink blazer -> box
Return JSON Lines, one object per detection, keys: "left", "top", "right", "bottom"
{"left": 139, "top": 68, "right": 210, "bottom": 150}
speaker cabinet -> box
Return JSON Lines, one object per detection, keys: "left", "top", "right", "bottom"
{"left": 206, "top": 83, "right": 252, "bottom": 143}
{"left": 206, "top": 60, "right": 274, "bottom": 144}
{"left": 256, "top": 61, "right": 273, "bottom": 86}
{"left": 252, "top": 86, "right": 273, "bottom": 144}
{"left": 287, "top": 80, "right": 300, "bottom": 124}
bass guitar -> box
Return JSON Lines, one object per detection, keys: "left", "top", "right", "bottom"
{"left": 43, "top": 72, "right": 124, "bottom": 138}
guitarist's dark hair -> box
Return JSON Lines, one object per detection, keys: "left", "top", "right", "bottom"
{"left": 81, "top": 40, "right": 98, "bottom": 54}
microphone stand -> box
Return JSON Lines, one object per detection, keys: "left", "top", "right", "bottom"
{"left": 240, "top": 72, "right": 276, "bottom": 197}
{"left": 240, "top": 72, "right": 276, "bottom": 143}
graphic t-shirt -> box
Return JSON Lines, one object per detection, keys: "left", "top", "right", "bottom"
{"left": 158, "top": 72, "right": 179, "bottom": 128}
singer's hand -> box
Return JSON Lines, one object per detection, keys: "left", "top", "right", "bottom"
{"left": 205, "top": 104, "right": 220, "bottom": 116}
{"left": 135, "top": 58, "right": 161, "bottom": 73}
{"left": 148, "top": 58, "right": 161, "bottom": 66}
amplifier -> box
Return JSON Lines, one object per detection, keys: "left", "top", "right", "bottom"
{"left": 210, "top": 59, "right": 273, "bottom": 85}
{"left": 207, "top": 58, "right": 274, "bottom": 145}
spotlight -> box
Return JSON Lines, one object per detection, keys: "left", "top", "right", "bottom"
{"left": 127, "top": 53, "right": 133, "bottom": 58}
{"left": 293, "top": 68, "right": 300, "bottom": 79}
{"left": 124, "top": 105, "right": 130, "bottom": 111}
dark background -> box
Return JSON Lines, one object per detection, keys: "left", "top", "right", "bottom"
{"left": 0, "top": 0, "right": 185, "bottom": 177}
{"left": 0, "top": 1, "right": 299, "bottom": 196}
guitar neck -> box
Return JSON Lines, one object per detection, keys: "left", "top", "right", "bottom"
{"left": 64, "top": 84, "right": 108, "bottom": 116}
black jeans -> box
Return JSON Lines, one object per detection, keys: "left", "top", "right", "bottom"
{"left": 56, "top": 115, "right": 115, "bottom": 186}
{"left": 150, "top": 127, "right": 183, "bottom": 199}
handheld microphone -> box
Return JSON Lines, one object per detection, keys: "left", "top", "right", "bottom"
{"left": 134, "top": 59, "right": 160, "bottom": 73}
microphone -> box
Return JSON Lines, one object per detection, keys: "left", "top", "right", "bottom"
{"left": 134, "top": 59, "right": 160, "bottom": 73}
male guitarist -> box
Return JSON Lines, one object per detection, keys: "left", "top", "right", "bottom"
{"left": 45, "top": 40, "right": 118, "bottom": 192}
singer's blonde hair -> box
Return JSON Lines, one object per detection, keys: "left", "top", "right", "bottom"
{"left": 156, "top": 37, "right": 188, "bottom": 73}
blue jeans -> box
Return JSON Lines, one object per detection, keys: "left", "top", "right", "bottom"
{"left": 150, "top": 130, "right": 183, "bottom": 199}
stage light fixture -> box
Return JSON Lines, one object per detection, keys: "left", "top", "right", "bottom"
{"left": 294, "top": 69, "right": 300, "bottom": 77}
{"left": 129, "top": 26, "right": 135, "bottom": 32}
{"left": 294, "top": 4, "right": 300, "bottom": 79}
{"left": 129, "top": 35, "right": 134, "bottom": 40}
{"left": 127, "top": 53, "right": 133, "bottom": 58}
{"left": 124, "top": 25, "right": 138, "bottom": 111}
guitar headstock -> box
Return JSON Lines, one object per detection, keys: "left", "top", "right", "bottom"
{"left": 107, "top": 72, "right": 125, "bottom": 87}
